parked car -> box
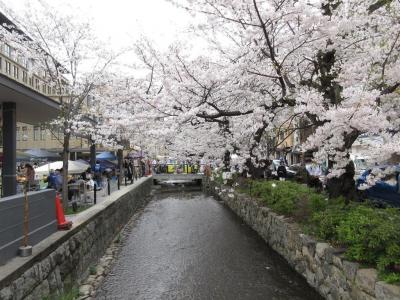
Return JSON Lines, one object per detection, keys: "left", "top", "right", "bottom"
{"left": 269, "top": 160, "right": 296, "bottom": 178}
{"left": 356, "top": 165, "right": 400, "bottom": 207}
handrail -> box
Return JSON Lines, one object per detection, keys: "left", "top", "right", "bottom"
{"left": 0, "top": 52, "right": 66, "bottom": 102}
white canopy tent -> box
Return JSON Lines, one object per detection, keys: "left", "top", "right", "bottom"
{"left": 34, "top": 160, "right": 89, "bottom": 176}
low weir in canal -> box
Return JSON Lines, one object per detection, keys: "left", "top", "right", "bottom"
{"left": 96, "top": 184, "right": 322, "bottom": 299}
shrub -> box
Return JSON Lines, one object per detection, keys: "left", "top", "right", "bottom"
{"left": 235, "top": 179, "right": 400, "bottom": 283}
{"left": 337, "top": 206, "right": 400, "bottom": 274}
{"left": 311, "top": 205, "right": 350, "bottom": 242}
{"left": 244, "top": 180, "right": 327, "bottom": 217}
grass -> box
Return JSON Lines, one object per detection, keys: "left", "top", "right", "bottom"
{"left": 89, "top": 265, "right": 97, "bottom": 275}
{"left": 65, "top": 205, "right": 90, "bottom": 215}
{"left": 42, "top": 287, "right": 79, "bottom": 300}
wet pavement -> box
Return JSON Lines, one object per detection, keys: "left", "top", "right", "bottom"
{"left": 97, "top": 190, "right": 322, "bottom": 300}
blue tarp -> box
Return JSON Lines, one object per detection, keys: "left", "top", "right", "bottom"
{"left": 96, "top": 152, "right": 116, "bottom": 160}
{"left": 357, "top": 168, "right": 400, "bottom": 207}
{"left": 24, "top": 148, "right": 60, "bottom": 159}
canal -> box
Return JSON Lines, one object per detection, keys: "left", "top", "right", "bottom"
{"left": 97, "top": 189, "right": 322, "bottom": 299}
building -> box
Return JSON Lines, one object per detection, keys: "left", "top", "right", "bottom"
{"left": 0, "top": 11, "right": 103, "bottom": 196}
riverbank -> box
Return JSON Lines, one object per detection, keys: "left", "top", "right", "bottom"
{"left": 205, "top": 178, "right": 400, "bottom": 300}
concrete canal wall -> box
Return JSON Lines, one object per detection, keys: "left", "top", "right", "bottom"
{"left": 0, "top": 177, "right": 152, "bottom": 300}
{"left": 206, "top": 180, "right": 400, "bottom": 300}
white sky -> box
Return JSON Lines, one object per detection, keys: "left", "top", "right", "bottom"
{"left": 4, "top": 0, "right": 201, "bottom": 62}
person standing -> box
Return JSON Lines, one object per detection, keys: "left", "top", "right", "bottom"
{"left": 140, "top": 160, "right": 145, "bottom": 177}
{"left": 24, "top": 164, "right": 36, "bottom": 191}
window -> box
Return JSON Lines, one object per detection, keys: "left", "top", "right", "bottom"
{"left": 5, "top": 61, "right": 11, "bottom": 74}
{"left": 40, "top": 126, "right": 46, "bottom": 140}
{"left": 47, "top": 86, "right": 51, "bottom": 94}
{"left": 4, "top": 44, "right": 11, "bottom": 57}
{"left": 28, "top": 77, "right": 33, "bottom": 86}
{"left": 16, "top": 127, "right": 20, "bottom": 141}
{"left": 22, "top": 126, "right": 28, "bottom": 141}
{"left": 22, "top": 71, "right": 27, "bottom": 83}
{"left": 35, "top": 78, "right": 40, "bottom": 90}
{"left": 42, "top": 84, "right": 46, "bottom": 93}
{"left": 33, "top": 126, "right": 40, "bottom": 141}
{"left": 13, "top": 65, "right": 18, "bottom": 79}
{"left": 0, "top": 57, "right": 2, "bottom": 70}
{"left": 21, "top": 57, "right": 28, "bottom": 68}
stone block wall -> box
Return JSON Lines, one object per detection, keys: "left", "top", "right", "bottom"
{"left": 207, "top": 181, "right": 400, "bottom": 300}
{"left": 0, "top": 178, "right": 152, "bottom": 300}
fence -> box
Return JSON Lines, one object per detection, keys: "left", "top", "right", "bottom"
{"left": 0, "top": 189, "right": 57, "bottom": 265}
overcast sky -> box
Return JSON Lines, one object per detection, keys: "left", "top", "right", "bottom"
{"left": 4, "top": 0, "right": 197, "bottom": 51}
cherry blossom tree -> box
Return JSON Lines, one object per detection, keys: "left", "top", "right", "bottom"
{"left": 134, "top": 0, "right": 400, "bottom": 198}
{"left": 0, "top": 2, "right": 116, "bottom": 206}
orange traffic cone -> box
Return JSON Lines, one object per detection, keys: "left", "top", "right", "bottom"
{"left": 55, "top": 193, "right": 72, "bottom": 230}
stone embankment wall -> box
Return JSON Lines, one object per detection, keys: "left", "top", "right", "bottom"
{"left": 205, "top": 180, "right": 400, "bottom": 300}
{"left": 0, "top": 178, "right": 152, "bottom": 300}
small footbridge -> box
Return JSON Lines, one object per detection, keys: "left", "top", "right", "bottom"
{"left": 152, "top": 173, "right": 203, "bottom": 185}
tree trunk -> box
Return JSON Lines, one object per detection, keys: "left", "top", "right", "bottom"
{"left": 62, "top": 132, "right": 70, "bottom": 210}
{"left": 223, "top": 150, "right": 230, "bottom": 171}
{"left": 244, "top": 158, "right": 268, "bottom": 179}
{"left": 326, "top": 161, "right": 356, "bottom": 203}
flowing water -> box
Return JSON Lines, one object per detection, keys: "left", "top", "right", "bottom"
{"left": 97, "top": 189, "right": 322, "bottom": 300}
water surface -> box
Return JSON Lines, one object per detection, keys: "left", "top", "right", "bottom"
{"left": 97, "top": 191, "right": 322, "bottom": 300}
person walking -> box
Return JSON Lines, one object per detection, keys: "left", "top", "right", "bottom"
{"left": 277, "top": 161, "right": 287, "bottom": 181}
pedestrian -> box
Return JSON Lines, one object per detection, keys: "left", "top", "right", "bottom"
{"left": 128, "top": 160, "right": 134, "bottom": 181}
{"left": 152, "top": 159, "right": 157, "bottom": 174}
{"left": 55, "top": 168, "right": 63, "bottom": 191}
{"left": 140, "top": 160, "right": 145, "bottom": 177}
{"left": 277, "top": 161, "right": 287, "bottom": 181}
{"left": 24, "top": 163, "right": 36, "bottom": 190}
{"left": 94, "top": 160, "right": 102, "bottom": 189}
{"left": 46, "top": 169, "right": 57, "bottom": 189}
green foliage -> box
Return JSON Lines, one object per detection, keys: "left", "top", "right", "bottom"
{"left": 337, "top": 206, "right": 400, "bottom": 274}
{"left": 212, "top": 171, "right": 224, "bottom": 185}
{"left": 310, "top": 202, "right": 400, "bottom": 282}
{"left": 381, "top": 272, "right": 400, "bottom": 284}
{"left": 89, "top": 265, "right": 97, "bottom": 275}
{"left": 42, "top": 287, "right": 79, "bottom": 300}
{"left": 115, "top": 233, "right": 121, "bottom": 243}
{"left": 236, "top": 179, "right": 400, "bottom": 283}
{"left": 245, "top": 180, "right": 327, "bottom": 216}
{"left": 311, "top": 205, "right": 349, "bottom": 242}
{"left": 65, "top": 205, "right": 89, "bottom": 215}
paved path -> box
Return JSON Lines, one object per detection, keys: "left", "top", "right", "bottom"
{"left": 96, "top": 190, "right": 322, "bottom": 300}
{"left": 66, "top": 177, "right": 148, "bottom": 223}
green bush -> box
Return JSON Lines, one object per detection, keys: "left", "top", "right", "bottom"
{"left": 311, "top": 205, "right": 350, "bottom": 242}
{"left": 381, "top": 272, "right": 400, "bottom": 284}
{"left": 236, "top": 179, "right": 400, "bottom": 283}
{"left": 245, "top": 180, "right": 327, "bottom": 216}
{"left": 337, "top": 206, "right": 400, "bottom": 274}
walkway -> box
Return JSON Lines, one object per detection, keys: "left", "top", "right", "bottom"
{"left": 96, "top": 191, "right": 322, "bottom": 300}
